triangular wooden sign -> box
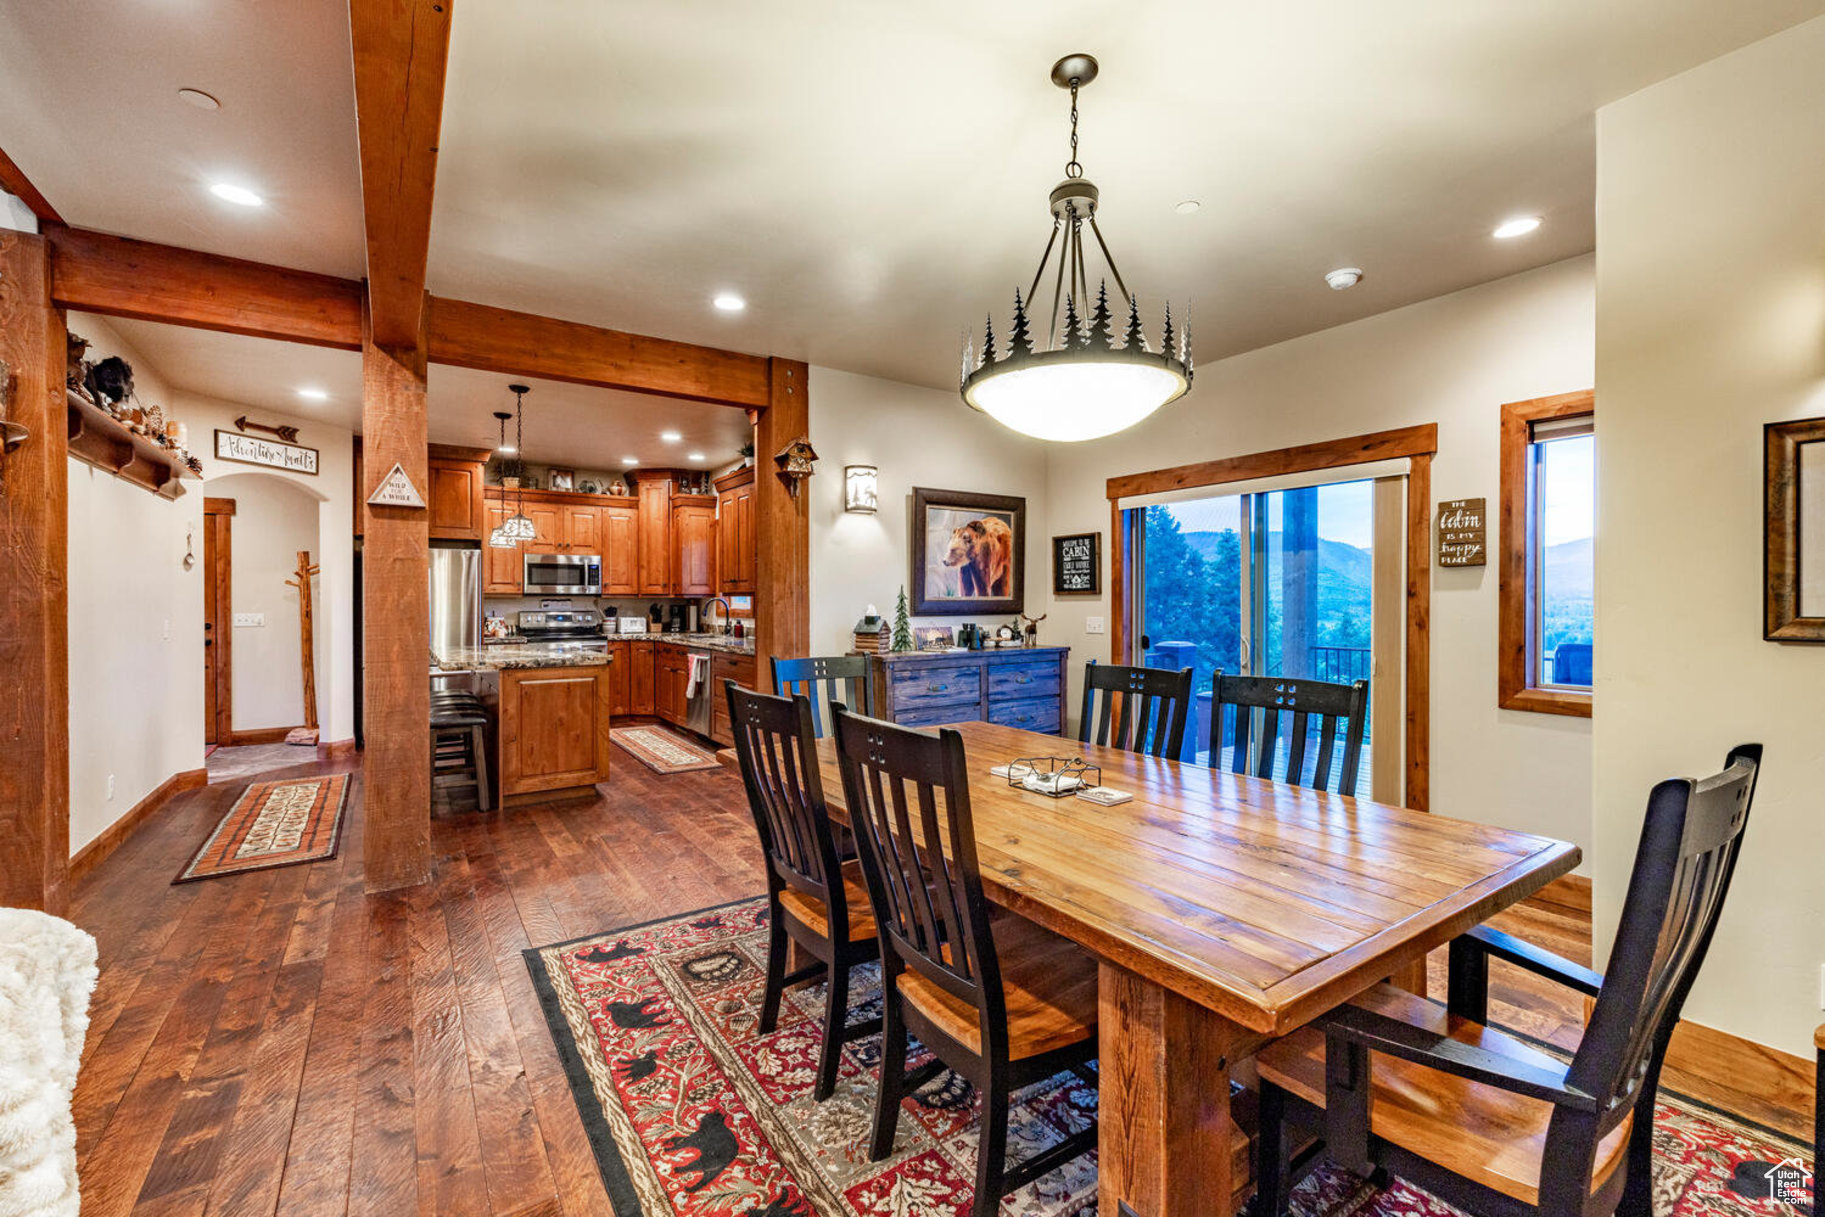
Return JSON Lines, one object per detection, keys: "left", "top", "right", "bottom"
{"left": 367, "top": 462, "right": 425, "bottom": 509}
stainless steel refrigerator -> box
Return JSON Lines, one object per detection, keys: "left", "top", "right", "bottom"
{"left": 429, "top": 544, "right": 482, "bottom": 657}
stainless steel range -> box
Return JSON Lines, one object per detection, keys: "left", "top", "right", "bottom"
{"left": 515, "top": 609, "right": 608, "bottom": 655}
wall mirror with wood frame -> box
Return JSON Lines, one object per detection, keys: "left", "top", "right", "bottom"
{"left": 1764, "top": 415, "right": 1825, "bottom": 641}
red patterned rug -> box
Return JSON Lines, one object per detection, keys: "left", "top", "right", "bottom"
{"left": 526, "top": 898, "right": 1815, "bottom": 1216}
{"left": 175, "top": 773, "right": 348, "bottom": 883}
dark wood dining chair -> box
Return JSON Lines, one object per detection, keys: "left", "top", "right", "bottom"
{"left": 1254, "top": 743, "right": 1763, "bottom": 1217}
{"left": 772, "top": 654, "right": 873, "bottom": 738}
{"left": 830, "top": 705, "right": 1098, "bottom": 1217}
{"left": 1078, "top": 660, "right": 1194, "bottom": 757}
{"left": 1210, "top": 671, "right": 1369, "bottom": 795}
{"left": 725, "top": 681, "right": 880, "bottom": 1101}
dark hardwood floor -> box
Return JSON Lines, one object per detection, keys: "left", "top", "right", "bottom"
{"left": 68, "top": 752, "right": 1804, "bottom": 1216}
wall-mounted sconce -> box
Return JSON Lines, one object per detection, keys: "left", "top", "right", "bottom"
{"left": 844, "top": 464, "right": 879, "bottom": 513}
{"left": 774, "top": 435, "right": 819, "bottom": 498}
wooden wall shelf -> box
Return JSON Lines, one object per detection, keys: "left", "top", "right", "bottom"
{"left": 66, "top": 390, "right": 197, "bottom": 500}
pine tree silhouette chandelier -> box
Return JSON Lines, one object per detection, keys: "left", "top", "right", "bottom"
{"left": 960, "top": 54, "right": 1192, "bottom": 443}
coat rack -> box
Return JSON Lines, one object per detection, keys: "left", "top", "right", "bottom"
{"left": 284, "top": 550, "right": 322, "bottom": 747}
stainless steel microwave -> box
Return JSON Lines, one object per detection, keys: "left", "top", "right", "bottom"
{"left": 523, "top": 552, "right": 602, "bottom": 596}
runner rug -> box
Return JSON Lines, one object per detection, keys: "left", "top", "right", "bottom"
{"left": 175, "top": 773, "right": 349, "bottom": 884}
{"left": 527, "top": 896, "right": 1814, "bottom": 1217}
{"left": 612, "top": 724, "right": 724, "bottom": 775}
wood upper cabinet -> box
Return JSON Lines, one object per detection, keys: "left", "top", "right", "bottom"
{"left": 637, "top": 477, "right": 672, "bottom": 594}
{"left": 601, "top": 502, "right": 639, "bottom": 596}
{"left": 672, "top": 500, "right": 716, "bottom": 597}
{"left": 628, "top": 640, "right": 655, "bottom": 716}
{"left": 483, "top": 501, "right": 522, "bottom": 593}
{"left": 715, "top": 466, "right": 756, "bottom": 594}
{"left": 427, "top": 446, "right": 490, "bottom": 541}
{"left": 561, "top": 503, "right": 602, "bottom": 555}
{"left": 526, "top": 502, "right": 563, "bottom": 552}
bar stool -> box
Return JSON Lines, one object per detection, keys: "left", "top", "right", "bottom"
{"left": 431, "top": 697, "right": 493, "bottom": 811}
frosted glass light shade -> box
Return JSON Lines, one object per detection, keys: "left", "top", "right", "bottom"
{"left": 488, "top": 512, "right": 537, "bottom": 548}
{"left": 963, "top": 359, "right": 1188, "bottom": 442}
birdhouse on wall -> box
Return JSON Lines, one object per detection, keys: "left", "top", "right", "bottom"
{"left": 774, "top": 436, "right": 818, "bottom": 498}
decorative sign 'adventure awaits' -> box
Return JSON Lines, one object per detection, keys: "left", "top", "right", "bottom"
{"left": 1437, "top": 497, "right": 1487, "bottom": 567}
{"left": 1053, "top": 532, "right": 1102, "bottom": 594}
{"left": 215, "top": 429, "right": 319, "bottom": 475}
{"left": 367, "top": 462, "right": 426, "bottom": 509}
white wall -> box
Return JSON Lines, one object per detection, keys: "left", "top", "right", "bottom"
{"left": 64, "top": 314, "right": 204, "bottom": 853}
{"left": 210, "top": 472, "right": 324, "bottom": 731}
{"left": 1593, "top": 16, "right": 1825, "bottom": 1057}
{"left": 1040, "top": 257, "right": 1598, "bottom": 858}
{"left": 808, "top": 366, "right": 1051, "bottom": 656}
{"left": 188, "top": 393, "right": 357, "bottom": 746}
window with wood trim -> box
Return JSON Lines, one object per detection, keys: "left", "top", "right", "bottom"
{"left": 1498, "top": 391, "right": 1594, "bottom": 716}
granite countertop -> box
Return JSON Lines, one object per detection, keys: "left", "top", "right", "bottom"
{"left": 433, "top": 645, "right": 610, "bottom": 672}
{"left": 607, "top": 631, "right": 755, "bottom": 656}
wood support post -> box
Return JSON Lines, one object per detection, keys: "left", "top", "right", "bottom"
{"left": 754, "top": 358, "right": 810, "bottom": 681}
{"left": 0, "top": 231, "right": 70, "bottom": 912}
{"left": 360, "top": 309, "right": 431, "bottom": 892}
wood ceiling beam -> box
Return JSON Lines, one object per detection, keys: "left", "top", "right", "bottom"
{"left": 47, "top": 227, "right": 365, "bottom": 348}
{"left": 349, "top": 0, "right": 452, "bottom": 352}
{"left": 426, "top": 296, "right": 772, "bottom": 407}
{"left": 0, "top": 142, "right": 64, "bottom": 226}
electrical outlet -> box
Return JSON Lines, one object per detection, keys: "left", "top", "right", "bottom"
{"left": 162, "top": 617, "right": 170, "bottom": 641}
{"left": 107, "top": 774, "right": 115, "bottom": 801}
{"left": 1085, "top": 615, "right": 1106, "bottom": 635}
{"left": 234, "top": 612, "right": 265, "bottom": 628}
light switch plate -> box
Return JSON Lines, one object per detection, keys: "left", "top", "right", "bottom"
{"left": 1085, "top": 615, "right": 1106, "bottom": 635}
{"left": 234, "top": 613, "right": 265, "bottom": 628}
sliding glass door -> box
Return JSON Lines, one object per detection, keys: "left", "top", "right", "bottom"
{"left": 1131, "top": 475, "right": 1399, "bottom": 798}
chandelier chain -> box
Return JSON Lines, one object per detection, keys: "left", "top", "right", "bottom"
{"left": 1065, "top": 81, "right": 1082, "bottom": 178}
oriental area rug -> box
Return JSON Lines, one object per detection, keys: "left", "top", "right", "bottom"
{"left": 613, "top": 724, "right": 725, "bottom": 775}
{"left": 527, "top": 897, "right": 1815, "bottom": 1217}
{"left": 174, "top": 773, "right": 348, "bottom": 883}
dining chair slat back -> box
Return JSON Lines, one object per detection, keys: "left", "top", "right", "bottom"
{"left": 725, "top": 682, "right": 842, "bottom": 913}
{"left": 1079, "top": 661, "right": 1194, "bottom": 758}
{"left": 773, "top": 654, "right": 873, "bottom": 739}
{"left": 1211, "top": 671, "right": 1369, "bottom": 796}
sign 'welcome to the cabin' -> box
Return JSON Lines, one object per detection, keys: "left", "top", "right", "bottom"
{"left": 215, "top": 429, "right": 319, "bottom": 476}
{"left": 1053, "top": 532, "right": 1101, "bottom": 594}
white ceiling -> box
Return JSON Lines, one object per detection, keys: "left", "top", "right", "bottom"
{"left": 6, "top": 1, "right": 1822, "bottom": 396}
{"left": 99, "top": 316, "right": 750, "bottom": 470}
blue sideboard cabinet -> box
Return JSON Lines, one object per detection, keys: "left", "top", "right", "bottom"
{"left": 867, "top": 646, "right": 1071, "bottom": 735}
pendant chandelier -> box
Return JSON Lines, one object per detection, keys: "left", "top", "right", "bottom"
{"left": 488, "top": 384, "right": 537, "bottom": 548}
{"left": 960, "top": 54, "right": 1192, "bottom": 443}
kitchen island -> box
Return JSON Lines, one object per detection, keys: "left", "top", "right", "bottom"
{"left": 434, "top": 645, "right": 614, "bottom": 805}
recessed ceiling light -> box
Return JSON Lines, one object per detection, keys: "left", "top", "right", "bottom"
{"left": 209, "top": 182, "right": 264, "bottom": 207}
{"left": 296, "top": 387, "right": 329, "bottom": 401}
{"left": 1493, "top": 215, "right": 1542, "bottom": 240}
{"left": 178, "top": 88, "right": 221, "bottom": 111}
{"left": 712, "top": 293, "right": 746, "bottom": 312}
{"left": 1324, "top": 267, "right": 1363, "bottom": 291}
{"left": 1174, "top": 200, "right": 1201, "bottom": 215}
{"left": 687, "top": 452, "right": 707, "bottom": 463}
{"left": 660, "top": 430, "right": 682, "bottom": 443}
{"left": 621, "top": 456, "right": 639, "bottom": 466}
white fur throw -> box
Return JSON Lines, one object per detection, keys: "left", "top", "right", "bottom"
{"left": 0, "top": 909, "right": 97, "bottom": 1217}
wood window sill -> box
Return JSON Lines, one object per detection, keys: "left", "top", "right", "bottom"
{"left": 1499, "top": 686, "right": 1592, "bottom": 718}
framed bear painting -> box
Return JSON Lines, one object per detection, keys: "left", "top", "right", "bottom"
{"left": 910, "top": 487, "right": 1027, "bottom": 616}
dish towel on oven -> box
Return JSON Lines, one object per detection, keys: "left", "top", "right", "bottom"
{"left": 685, "top": 652, "right": 711, "bottom": 700}
{"left": 0, "top": 908, "right": 97, "bottom": 1217}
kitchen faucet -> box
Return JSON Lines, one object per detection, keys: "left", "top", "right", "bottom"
{"left": 704, "top": 596, "right": 732, "bottom": 636}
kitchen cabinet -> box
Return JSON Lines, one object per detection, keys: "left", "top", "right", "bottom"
{"left": 672, "top": 499, "right": 716, "bottom": 596}
{"left": 637, "top": 477, "right": 672, "bottom": 594}
{"left": 605, "top": 640, "right": 632, "bottom": 715}
{"left": 483, "top": 501, "right": 522, "bottom": 593}
{"left": 497, "top": 664, "right": 613, "bottom": 801}
{"left": 561, "top": 503, "right": 602, "bottom": 555}
{"left": 708, "top": 650, "right": 758, "bottom": 746}
{"left": 526, "top": 502, "right": 562, "bottom": 551}
{"left": 655, "top": 644, "right": 691, "bottom": 726}
{"left": 602, "top": 502, "right": 639, "bottom": 595}
{"left": 352, "top": 439, "right": 488, "bottom": 541}
{"left": 628, "top": 639, "right": 655, "bottom": 715}
{"left": 715, "top": 467, "right": 756, "bottom": 594}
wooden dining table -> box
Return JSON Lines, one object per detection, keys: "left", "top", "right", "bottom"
{"left": 777, "top": 720, "right": 1581, "bottom": 1217}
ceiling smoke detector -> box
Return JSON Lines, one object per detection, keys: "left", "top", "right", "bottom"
{"left": 1324, "top": 267, "right": 1363, "bottom": 291}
